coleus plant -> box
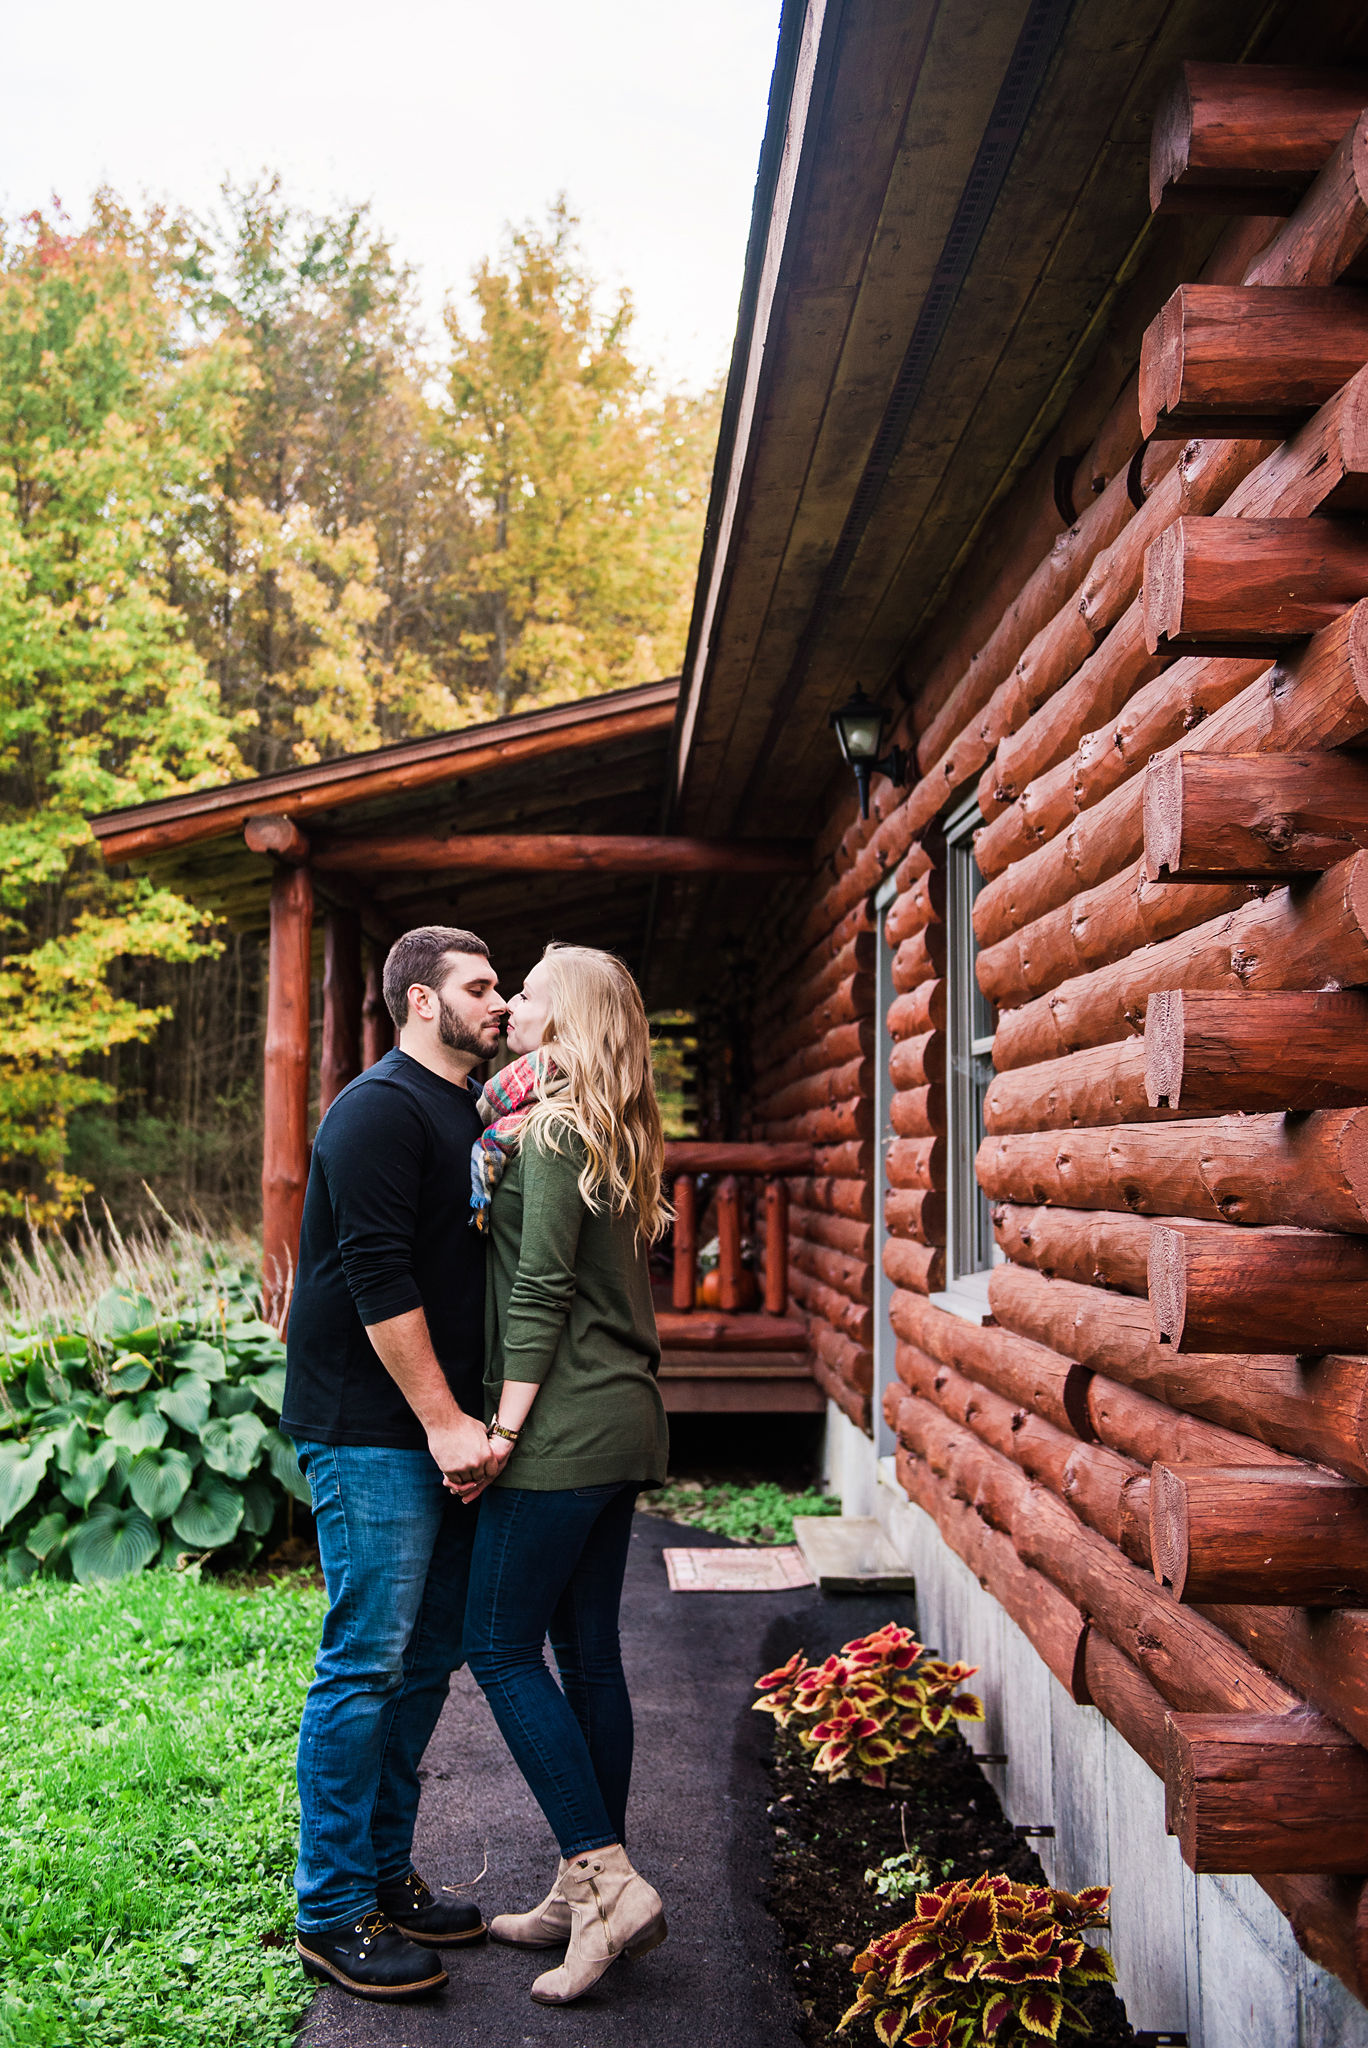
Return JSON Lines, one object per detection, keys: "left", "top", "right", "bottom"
{"left": 753, "top": 1623, "right": 984, "bottom": 1787}
{"left": 838, "top": 1872, "right": 1115, "bottom": 2045}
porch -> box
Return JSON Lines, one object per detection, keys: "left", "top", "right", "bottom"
{"left": 88, "top": 678, "right": 823, "bottom": 1414}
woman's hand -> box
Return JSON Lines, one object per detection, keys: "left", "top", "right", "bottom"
{"left": 443, "top": 1429, "right": 517, "bottom": 1502}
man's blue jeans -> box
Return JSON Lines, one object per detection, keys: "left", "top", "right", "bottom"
{"left": 463, "top": 1482, "right": 638, "bottom": 1859}
{"left": 292, "top": 1440, "right": 480, "bottom": 1931}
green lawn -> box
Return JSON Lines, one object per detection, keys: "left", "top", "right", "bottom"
{"left": 0, "top": 1570, "right": 326, "bottom": 2048}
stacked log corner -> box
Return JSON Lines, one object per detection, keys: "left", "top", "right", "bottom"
{"left": 875, "top": 66, "right": 1368, "bottom": 2013}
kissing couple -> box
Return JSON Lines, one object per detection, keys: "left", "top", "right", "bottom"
{"left": 278, "top": 927, "right": 672, "bottom": 2007}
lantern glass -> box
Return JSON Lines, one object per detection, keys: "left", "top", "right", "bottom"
{"left": 831, "top": 694, "right": 887, "bottom": 764}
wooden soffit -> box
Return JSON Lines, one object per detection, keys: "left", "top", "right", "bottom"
{"left": 671, "top": 0, "right": 1302, "bottom": 846}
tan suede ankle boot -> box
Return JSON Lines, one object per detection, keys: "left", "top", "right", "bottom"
{"left": 488, "top": 1860, "right": 571, "bottom": 1948}
{"left": 529, "top": 1845, "right": 666, "bottom": 2005}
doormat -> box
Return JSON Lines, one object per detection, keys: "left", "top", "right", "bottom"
{"left": 663, "top": 1545, "right": 815, "bottom": 1592}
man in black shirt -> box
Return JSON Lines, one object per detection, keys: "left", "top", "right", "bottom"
{"left": 283, "top": 925, "right": 507, "bottom": 2002}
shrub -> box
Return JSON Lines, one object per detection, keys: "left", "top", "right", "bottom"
{"left": 754, "top": 1623, "right": 984, "bottom": 1788}
{"left": 838, "top": 1872, "right": 1115, "bottom": 2045}
{"left": 0, "top": 1214, "right": 307, "bottom": 1586}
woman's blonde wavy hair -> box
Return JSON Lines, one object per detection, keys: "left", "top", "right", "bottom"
{"left": 519, "top": 943, "right": 671, "bottom": 1242}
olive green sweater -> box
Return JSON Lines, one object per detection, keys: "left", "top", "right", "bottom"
{"left": 483, "top": 1131, "right": 668, "bottom": 1491}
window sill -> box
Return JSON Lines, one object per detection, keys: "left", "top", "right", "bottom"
{"left": 929, "top": 1272, "right": 995, "bottom": 1326}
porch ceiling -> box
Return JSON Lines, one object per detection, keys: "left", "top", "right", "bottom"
{"left": 90, "top": 682, "right": 683, "bottom": 999}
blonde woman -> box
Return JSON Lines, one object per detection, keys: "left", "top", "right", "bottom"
{"left": 456, "top": 943, "right": 670, "bottom": 2007}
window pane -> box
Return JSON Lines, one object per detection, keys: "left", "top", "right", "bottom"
{"left": 947, "top": 819, "right": 997, "bottom": 1282}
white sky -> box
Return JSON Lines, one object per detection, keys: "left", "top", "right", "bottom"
{"left": 1, "top": 0, "right": 783, "bottom": 394}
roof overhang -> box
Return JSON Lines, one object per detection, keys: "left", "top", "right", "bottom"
{"left": 669, "top": 0, "right": 1291, "bottom": 847}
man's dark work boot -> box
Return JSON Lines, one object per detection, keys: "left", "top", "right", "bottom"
{"left": 376, "top": 1868, "right": 488, "bottom": 1947}
{"left": 296, "top": 1910, "right": 449, "bottom": 1999}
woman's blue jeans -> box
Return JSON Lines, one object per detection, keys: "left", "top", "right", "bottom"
{"left": 292, "top": 1440, "right": 481, "bottom": 1931}
{"left": 463, "top": 1481, "right": 639, "bottom": 1859}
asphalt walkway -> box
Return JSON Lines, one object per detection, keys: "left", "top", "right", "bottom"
{"left": 298, "top": 1511, "right": 915, "bottom": 2048}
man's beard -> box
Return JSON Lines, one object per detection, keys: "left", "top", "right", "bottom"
{"left": 437, "top": 993, "right": 500, "bottom": 1058}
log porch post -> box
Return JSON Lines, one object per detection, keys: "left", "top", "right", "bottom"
{"left": 320, "top": 909, "right": 363, "bottom": 1114}
{"left": 362, "top": 941, "right": 395, "bottom": 1069}
{"left": 716, "top": 1176, "right": 744, "bottom": 1311}
{"left": 263, "top": 864, "right": 314, "bottom": 1322}
{"left": 763, "top": 1178, "right": 789, "bottom": 1314}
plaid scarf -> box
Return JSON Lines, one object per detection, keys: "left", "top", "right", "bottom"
{"left": 470, "top": 1051, "right": 554, "bottom": 1231}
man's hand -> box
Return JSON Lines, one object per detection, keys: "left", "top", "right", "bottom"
{"left": 365, "top": 1307, "right": 496, "bottom": 1483}
{"left": 444, "top": 1431, "right": 516, "bottom": 1503}
{"left": 428, "top": 1411, "right": 499, "bottom": 1486}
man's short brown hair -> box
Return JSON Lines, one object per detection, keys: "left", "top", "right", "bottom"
{"left": 382, "top": 926, "right": 490, "bottom": 1027}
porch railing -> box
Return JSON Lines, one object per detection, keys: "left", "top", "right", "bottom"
{"left": 661, "top": 1141, "right": 815, "bottom": 1335}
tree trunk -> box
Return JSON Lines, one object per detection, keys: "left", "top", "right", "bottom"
{"left": 987, "top": 1260, "right": 1368, "bottom": 1482}
{"left": 994, "top": 852, "right": 1368, "bottom": 1072}
{"left": 1150, "top": 1219, "right": 1368, "bottom": 1352}
{"left": 1149, "top": 62, "right": 1368, "bottom": 215}
{"left": 978, "top": 1108, "right": 1368, "bottom": 1232}
{"left": 1145, "top": 749, "right": 1368, "bottom": 880}
{"left": 319, "top": 910, "right": 363, "bottom": 1117}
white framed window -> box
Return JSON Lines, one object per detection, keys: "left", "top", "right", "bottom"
{"left": 934, "top": 793, "right": 999, "bottom": 1324}
{"left": 873, "top": 871, "right": 898, "bottom": 1458}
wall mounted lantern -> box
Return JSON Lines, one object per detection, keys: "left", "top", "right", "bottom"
{"left": 828, "top": 687, "right": 906, "bottom": 820}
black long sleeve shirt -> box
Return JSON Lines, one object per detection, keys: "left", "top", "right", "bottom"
{"left": 281, "top": 1048, "right": 486, "bottom": 1448}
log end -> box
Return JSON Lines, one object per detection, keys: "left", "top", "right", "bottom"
{"left": 1148, "top": 65, "right": 1194, "bottom": 216}
{"left": 1148, "top": 1222, "right": 1187, "bottom": 1349}
{"left": 1149, "top": 1460, "right": 1190, "bottom": 1597}
{"left": 1142, "top": 753, "right": 1184, "bottom": 881}
{"left": 1143, "top": 988, "right": 1185, "bottom": 1108}
{"left": 246, "top": 812, "right": 311, "bottom": 863}
{"left": 1140, "top": 521, "right": 1184, "bottom": 658}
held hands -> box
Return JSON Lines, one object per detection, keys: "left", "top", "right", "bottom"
{"left": 429, "top": 1411, "right": 499, "bottom": 1494}
{"left": 444, "top": 1429, "right": 516, "bottom": 1504}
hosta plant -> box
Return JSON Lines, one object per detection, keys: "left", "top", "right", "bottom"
{"left": 839, "top": 1873, "right": 1115, "bottom": 2044}
{"left": 754, "top": 1623, "right": 984, "bottom": 1787}
{"left": 0, "top": 1216, "right": 308, "bottom": 1586}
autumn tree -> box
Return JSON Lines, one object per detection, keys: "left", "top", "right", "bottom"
{"left": 186, "top": 179, "right": 472, "bottom": 769}
{"left": 0, "top": 202, "right": 247, "bottom": 1216}
{"left": 0, "top": 185, "right": 722, "bottom": 1223}
{"left": 445, "top": 200, "right": 718, "bottom": 717}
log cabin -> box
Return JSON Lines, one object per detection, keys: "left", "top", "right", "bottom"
{"left": 90, "top": 1, "right": 1368, "bottom": 2039}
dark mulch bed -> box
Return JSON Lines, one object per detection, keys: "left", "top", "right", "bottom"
{"left": 763, "top": 1728, "right": 1136, "bottom": 2046}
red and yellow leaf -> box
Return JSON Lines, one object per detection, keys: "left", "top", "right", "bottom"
{"left": 1019, "top": 1989, "right": 1064, "bottom": 2039}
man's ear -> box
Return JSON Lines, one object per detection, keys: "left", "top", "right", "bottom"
{"left": 407, "top": 983, "right": 436, "bottom": 1021}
